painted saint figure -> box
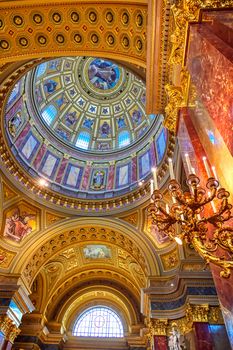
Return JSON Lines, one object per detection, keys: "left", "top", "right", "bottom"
{"left": 92, "top": 170, "right": 105, "bottom": 190}
{"left": 100, "top": 121, "right": 111, "bottom": 137}
{"left": 88, "top": 59, "right": 120, "bottom": 90}
{"left": 8, "top": 112, "right": 22, "bottom": 137}
{"left": 4, "top": 208, "right": 35, "bottom": 242}
{"left": 44, "top": 79, "right": 58, "bottom": 94}
{"left": 64, "top": 111, "right": 77, "bottom": 127}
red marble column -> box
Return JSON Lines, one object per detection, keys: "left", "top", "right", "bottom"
{"left": 153, "top": 335, "right": 168, "bottom": 350}
{"left": 181, "top": 15, "right": 233, "bottom": 348}
{"left": 177, "top": 107, "right": 233, "bottom": 348}
{"left": 193, "top": 322, "right": 213, "bottom": 350}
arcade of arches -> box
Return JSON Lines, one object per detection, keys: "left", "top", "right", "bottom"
{"left": 0, "top": 1, "right": 233, "bottom": 350}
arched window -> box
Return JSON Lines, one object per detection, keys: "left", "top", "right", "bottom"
{"left": 76, "top": 131, "right": 91, "bottom": 150}
{"left": 118, "top": 130, "right": 130, "bottom": 148}
{"left": 73, "top": 306, "right": 124, "bottom": 337}
{"left": 36, "top": 63, "right": 47, "bottom": 77}
{"left": 7, "top": 82, "right": 21, "bottom": 106}
{"left": 41, "top": 105, "right": 57, "bottom": 125}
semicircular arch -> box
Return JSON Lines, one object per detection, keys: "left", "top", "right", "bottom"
{"left": 11, "top": 217, "right": 160, "bottom": 286}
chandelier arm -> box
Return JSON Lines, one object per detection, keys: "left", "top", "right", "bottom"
{"left": 199, "top": 190, "right": 217, "bottom": 206}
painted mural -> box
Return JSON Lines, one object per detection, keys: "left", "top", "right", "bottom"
{"left": 3, "top": 57, "right": 169, "bottom": 200}
{"left": 3, "top": 203, "right": 38, "bottom": 242}
{"left": 88, "top": 58, "right": 120, "bottom": 90}
{"left": 91, "top": 169, "right": 107, "bottom": 190}
{"left": 83, "top": 245, "right": 112, "bottom": 259}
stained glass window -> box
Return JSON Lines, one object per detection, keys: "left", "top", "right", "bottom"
{"left": 73, "top": 306, "right": 124, "bottom": 337}
{"left": 36, "top": 63, "right": 47, "bottom": 77}
{"left": 76, "top": 131, "right": 91, "bottom": 150}
{"left": 7, "top": 81, "right": 21, "bottom": 107}
{"left": 156, "top": 128, "right": 167, "bottom": 162}
{"left": 41, "top": 105, "right": 57, "bottom": 125}
{"left": 118, "top": 130, "right": 130, "bottom": 148}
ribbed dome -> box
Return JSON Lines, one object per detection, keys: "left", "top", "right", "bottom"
{"left": 33, "top": 57, "right": 153, "bottom": 152}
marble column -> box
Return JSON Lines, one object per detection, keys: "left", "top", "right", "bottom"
{"left": 177, "top": 13, "right": 233, "bottom": 347}
{"left": 153, "top": 335, "right": 168, "bottom": 350}
{"left": 193, "top": 322, "right": 213, "bottom": 350}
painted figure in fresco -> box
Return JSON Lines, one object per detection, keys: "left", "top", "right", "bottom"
{"left": 64, "top": 111, "right": 77, "bottom": 127}
{"left": 88, "top": 59, "right": 119, "bottom": 90}
{"left": 168, "top": 327, "right": 182, "bottom": 350}
{"left": 97, "top": 142, "right": 110, "bottom": 151}
{"left": 92, "top": 170, "right": 105, "bottom": 189}
{"left": 56, "top": 127, "right": 70, "bottom": 141}
{"left": 117, "top": 117, "right": 126, "bottom": 128}
{"left": 48, "top": 60, "right": 61, "bottom": 71}
{"left": 100, "top": 121, "right": 111, "bottom": 137}
{"left": 4, "top": 209, "right": 35, "bottom": 242}
{"left": 150, "top": 223, "right": 169, "bottom": 245}
{"left": 8, "top": 112, "right": 22, "bottom": 137}
{"left": 141, "top": 92, "right": 146, "bottom": 105}
{"left": 83, "top": 245, "right": 111, "bottom": 259}
{"left": 55, "top": 93, "right": 68, "bottom": 109}
{"left": 83, "top": 118, "right": 94, "bottom": 129}
{"left": 132, "top": 109, "right": 142, "bottom": 125}
{"left": 44, "top": 79, "right": 57, "bottom": 94}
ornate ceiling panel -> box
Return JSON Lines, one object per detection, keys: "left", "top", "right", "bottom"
{"left": 1, "top": 57, "right": 174, "bottom": 209}
{"left": 0, "top": 1, "right": 146, "bottom": 67}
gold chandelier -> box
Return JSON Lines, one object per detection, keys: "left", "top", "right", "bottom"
{"left": 148, "top": 156, "right": 233, "bottom": 278}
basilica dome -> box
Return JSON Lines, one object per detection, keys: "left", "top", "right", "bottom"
{"left": 3, "top": 57, "right": 170, "bottom": 210}
{"left": 32, "top": 57, "right": 153, "bottom": 152}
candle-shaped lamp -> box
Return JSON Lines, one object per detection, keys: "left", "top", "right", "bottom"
{"left": 203, "top": 157, "right": 211, "bottom": 178}
{"left": 151, "top": 167, "right": 158, "bottom": 190}
{"left": 184, "top": 153, "right": 192, "bottom": 174}
{"left": 150, "top": 179, "right": 154, "bottom": 202}
{"left": 168, "top": 158, "right": 175, "bottom": 179}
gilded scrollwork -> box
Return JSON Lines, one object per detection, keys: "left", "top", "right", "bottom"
{"left": 165, "top": 0, "right": 232, "bottom": 131}
{"left": 0, "top": 315, "right": 21, "bottom": 342}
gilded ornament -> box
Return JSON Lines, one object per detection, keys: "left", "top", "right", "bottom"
{"left": 56, "top": 34, "right": 65, "bottom": 44}
{"left": 32, "top": 13, "right": 43, "bottom": 24}
{"left": 164, "top": 84, "right": 183, "bottom": 132}
{"left": 19, "top": 37, "right": 29, "bottom": 47}
{"left": 89, "top": 11, "right": 97, "bottom": 23}
{"left": 0, "top": 18, "right": 3, "bottom": 28}
{"left": 136, "top": 38, "right": 143, "bottom": 52}
{"left": 161, "top": 249, "right": 179, "bottom": 270}
{"left": 153, "top": 319, "right": 168, "bottom": 336}
{"left": 13, "top": 15, "right": 23, "bottom": 26}
{"left": 37, "top": 35, "right": 47, "bottom": 45}
{"left": 136, "top": 13, "right": 143, "bottom": 27}
{"left": 121, "top": 12, "right": 129, "bottom": 25}
{"left": 52, "top": 12, "right": 62, "bottom": 23}
{"left": 107, "top": 34, "right": 115, "bottom": 46}
{"left": 91, "top": 33, "right": 99, "bottom": 44}
{"left": 0, "top": 248, "right": 15, "bottom": 269}
{"left": 73, "top": 33, "right": 82, "bottom": 44}
{"left": 0, "top": 39, "right": 9, "bottom": 50}
{"left": 105, "top": 11, "right": 114, "bottom": 23}
{"left": 71, "top": 11, "right": 80, "bottom": 23}
{"left": 122, "top": 35, "right": 130, "bottom": 48}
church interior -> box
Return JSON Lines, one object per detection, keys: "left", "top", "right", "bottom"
{"left": 0, "top": 0, "right": 233, "bottom": 349}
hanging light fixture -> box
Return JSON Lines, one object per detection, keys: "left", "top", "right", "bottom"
{"left": 148, "top": 155, "right": 233, "bottom": 278}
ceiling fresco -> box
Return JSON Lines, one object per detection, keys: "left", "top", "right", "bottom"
{"left": 33, "top": 57, "right": 153, "bottom": 153}
{"left": 3, "top": 57, "right": 168, "bottom": 201}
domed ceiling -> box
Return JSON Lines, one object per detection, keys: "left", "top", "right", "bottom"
{"left": 3, "top": 57, "right": 169, "bottom": 208}
{"left": 33, "top": 57, "right": 152, "bottom": 152}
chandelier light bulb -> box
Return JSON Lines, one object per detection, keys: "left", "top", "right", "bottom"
{"left": 174, "top": 236, "right": 183, "bottom": 245}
